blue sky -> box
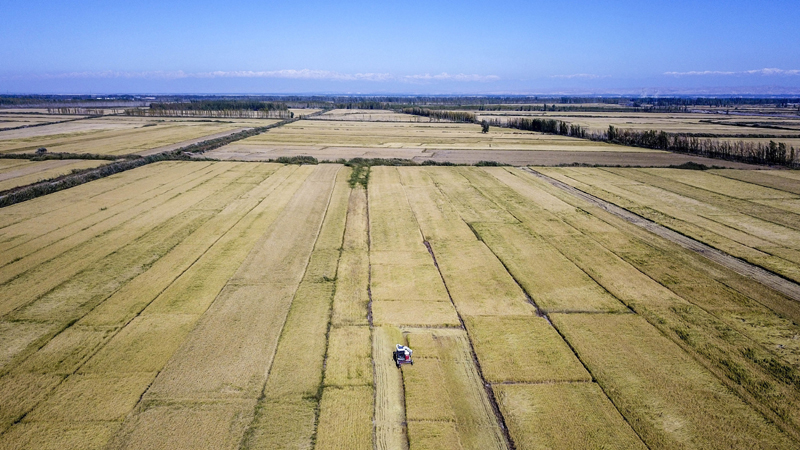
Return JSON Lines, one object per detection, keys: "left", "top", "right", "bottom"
{"left": 2, "top": 0, "right": 799, "bottom": 94}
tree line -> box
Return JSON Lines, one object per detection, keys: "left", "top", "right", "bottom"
{"left": 486, "top": 117, "right": 587, "bottom": 138}
{"left": 47, "top": 107, "right": 106, "bottom": 115}
{"left": 600, "top": 126, "right": 797, "bottom": 166}
{"left": 401, "top": 107, "right": 476, "bottom": 123}
{"left": 124, "top": 100, "right": 291, "bottom": 118}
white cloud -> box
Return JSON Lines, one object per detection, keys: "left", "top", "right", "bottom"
{"left": 665, "top": 68, "right": 800, "bottom": 76}
{"left": 401, "top": 72, "right": 500, "bottom": 82}
{"left": 194, "top": 70, "right": 394, "bottom": 81}
{"left": 550, "top": 73, "right": 606, "bottom": 79}
{"left": 22, "top": 69, "right": 498, "bottom": 83}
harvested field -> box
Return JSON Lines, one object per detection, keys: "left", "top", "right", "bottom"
{"left": 477, "top": 110, "right": 800, "bottom": 138}
{"left": 315, "top": 109, "right": 430, "bottom": 122}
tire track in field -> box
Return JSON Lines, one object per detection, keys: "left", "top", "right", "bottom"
{"left": 523, "top": 167, "right": 800, "bottom": 303}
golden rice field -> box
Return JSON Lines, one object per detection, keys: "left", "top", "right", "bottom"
{"left": 0, "top": 114, "right": 280, "bottom": 156}
{"left": 205, "top": 113, "right": 643, "bottom": 162}
{"left": 0, "top": 159, "right": 109, "bottom": 192}
{"left": 538, "top": 167, "right": 800, "bottom": 284}
{"left": 1, "top": 158, "right": 800, "bottom": 449}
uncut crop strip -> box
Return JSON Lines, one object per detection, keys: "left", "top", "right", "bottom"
{"left": 108, "top": 165, "right": 339, "bottom": 449}
{"left": 331, "top": 187, "right": 371, "bottom": 327}
{"left": 0, "top": 163, "right": 294, "bottom": 439}
{"left": 240, "top": 166, "right": 350, "bottom": 450}
{"left": 484, "top": 167, "right": 800, "bottom": 442}
{"left": 526, "top": 167, "right": 800, "bottom": 302}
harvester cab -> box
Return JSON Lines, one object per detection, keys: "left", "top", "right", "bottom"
{"left": 393, "top": 344, "right": 413, "bottom": 368}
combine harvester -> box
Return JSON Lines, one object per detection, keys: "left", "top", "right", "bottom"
{"left": 393, "top": 344, "right": 413, "bottom": 368}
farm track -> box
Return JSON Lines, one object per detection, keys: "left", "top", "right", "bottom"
{"left": 523, "top": 167, "right": 800, "bottom": 302}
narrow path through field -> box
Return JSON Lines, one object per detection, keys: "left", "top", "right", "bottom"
{"left": 522, "top": 167, "right": 800, "bottom": 302}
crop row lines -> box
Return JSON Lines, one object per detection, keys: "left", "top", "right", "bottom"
{"left": 501, "top": 166, "right": 800, "bottom": 446}
{"left": 421, "top": 169, "right": 642, "bottom": 449}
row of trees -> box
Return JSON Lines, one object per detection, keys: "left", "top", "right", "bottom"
{"left": 487, "top": 117, "right": 587, "bottom": 138}
{"left": 124, "top": 109, "right": 292, "bottom": 119}
{"left": 600, "top": 126, "right": 797, "bottom": 166}
{"left": 47, "top": 108, "right": 106, "bottom": 115}
{"left": 124, "top": 100, "right": 292, "bottom": 118}
{"left": 401, "top": 107, "right": 476, "bottom": 123}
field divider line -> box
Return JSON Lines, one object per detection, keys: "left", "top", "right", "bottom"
{"left": 366, "top": 183, "right": 380, "bottom": 450}
{"left": 237, "top": 165, "right": 340, "bottom": 450}
{"left": 0, "top": 164, "right": 272, "bottom": 433}
{"left": 521, "top": 167, "right": 800, "bottom": 302}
